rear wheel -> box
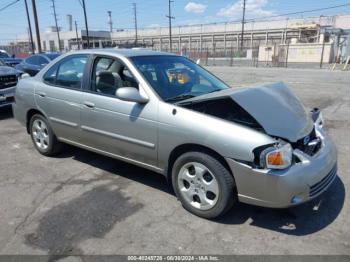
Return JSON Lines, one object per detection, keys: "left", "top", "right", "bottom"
{"left": 30, "top": 114, "right": 62, "bottom": 156}
{"left": 172, "top": 151, "right": 236, "bottom": 219}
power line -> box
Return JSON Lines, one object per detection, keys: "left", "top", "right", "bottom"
{"left": 156, "top": 3, "right": 350, "bottom": 30}
{"left": 3, "top": 1, "right": 350, "bottom": 46}
{"left": 245, "top": 3, "right": 350, "bottom": 23}
{"left": 0, "top": 0, "right": 19, "bottom": 12}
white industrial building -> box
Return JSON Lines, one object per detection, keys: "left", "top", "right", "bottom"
{"left": 40, "top": 27, "right": 111, "bottom": 52}
{"left": 109, "top": 14, "right": 350, "bottom": 65}
{"left": 11, "top": 13, "right": 350, "bottom": 66}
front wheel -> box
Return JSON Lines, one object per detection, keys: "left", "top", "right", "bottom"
{"left": 30, "top": 114, "right": 62, "bottom": 156}
{"left": 172, "top": 152, "right": 236, "bottom": 219}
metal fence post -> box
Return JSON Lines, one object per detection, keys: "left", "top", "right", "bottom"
{"left": 213, "top": 42, "right": 216, "bottom": 66}
{"left": 205, "top": 47, "right": 208, "bottom": 66}
{"left": 320, "top": 37, "right": 326, "bottom": 69}
{"left": 285, "top": 44, "right": 289, "bottom": 68}
{"left": 230, "top": 40, "right": 233, "bottom": 67}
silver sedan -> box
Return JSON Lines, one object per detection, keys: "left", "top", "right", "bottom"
{"left": 13, "top": 49, "right": 337, "bottom": 218}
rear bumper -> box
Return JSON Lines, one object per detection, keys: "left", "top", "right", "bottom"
{"left": 12, "top": 101, "right": 27, "bottom": 127}
{"left": 226, "top": 128, "right": 337, "bottom": 208}
{"left": 0, "top": 86, "right": 15, "bottom": 108}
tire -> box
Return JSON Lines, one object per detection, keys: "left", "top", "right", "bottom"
{"left": 172, "top": 151, "right": 236, "bottom": 219}
{"left": 29, "top": 114, "right": 62, "bottom": 156}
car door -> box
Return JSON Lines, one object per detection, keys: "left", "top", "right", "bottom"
{"left": 35, "top": 54, "right": 89, "bottom": 142}
{"left": 80, "top": 55, "right": 158, "bottom": 168}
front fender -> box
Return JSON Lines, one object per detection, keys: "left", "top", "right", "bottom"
{"left": 157, "top": 101, "right": 276, "bottom": 170}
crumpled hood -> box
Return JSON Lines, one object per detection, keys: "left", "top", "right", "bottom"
{"left": 0, "top": 65, "right": 19, "bottom": 76}
{"left": 229, "top": 82, "right": 313, "bottom": 142}
{"left": 181, "top": 82, "right": 313, "bottom": 142}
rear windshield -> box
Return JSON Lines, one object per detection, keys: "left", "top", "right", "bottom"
{"left": 45, "top": 53, "right": 60, "bottom": 61}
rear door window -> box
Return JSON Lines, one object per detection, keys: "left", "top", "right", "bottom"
{"left": 25, "top": 55, "right": 40, "bottom": 65}
{"left": 43, "top": 55, "right": 88, "bottom": 89}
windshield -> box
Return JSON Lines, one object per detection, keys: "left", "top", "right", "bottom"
{"left": 131, "top": 55, "right": 229, "bottom": 102}
{"left": 0, "top": 52, "right": 10, "bottom": 59}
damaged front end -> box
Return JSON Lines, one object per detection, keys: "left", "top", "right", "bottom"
{"left": 179, "top": 82, "right": 323, "bottom": 170}
{"left": 179, "top": 82, "right": 314, "bottom": 139}
{"left": 175, "top": 82, "right": 336, "bottom": 208}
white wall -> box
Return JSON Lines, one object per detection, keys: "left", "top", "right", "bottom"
{"left": 258, "top": 43, "right": 333, "bottom": 63}
{"left": 287, "top": 44, "right": 332, "bottom": 63}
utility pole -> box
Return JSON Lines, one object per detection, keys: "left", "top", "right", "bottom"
{"left": 31, "top": 0, "right": 42, "bottom": 53}
{"left": 107, "top": 11, "right": 113, "bottom": 33}
{"left": 50, "top": 0, "right": 61, "bottom": 51}
{"left": 24, "top": 0, "right": 35, "bottom": 54}
{"left": 133, "top": 3, "right": 138, "bottom": 46}
{"left": 240, "top": 0, "right": 246, "bottom": 51}
{"left": 82, "top": 0, "right": 90, "bottom": 48}
{"left": 75, "top": 20, "right": 80, "bottom": 50}
{"left": 166, "top": 0, "right": 175, "bottom": 52}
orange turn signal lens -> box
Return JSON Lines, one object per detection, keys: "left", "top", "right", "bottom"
{"left": 263, "top": 143, "right": 292, "bottom": 169}
{"left": 267, "top": 151, "right": 285, "bottom": 166}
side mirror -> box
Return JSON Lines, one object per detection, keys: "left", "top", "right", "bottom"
{"left": 116, "top": 87, "right": 149, "bottom": 104}
{"left": 20, "top": 73, "right": 30, "bottom": 79}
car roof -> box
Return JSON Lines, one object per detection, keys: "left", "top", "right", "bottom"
{"left": 68, "top": 48, "right": 178, "bottom": 58}
{"left": 28, "top": 53, "right": 59, "bottom": 57}
{"left": 40, "top": 52, "right": 61, "bottom": 60}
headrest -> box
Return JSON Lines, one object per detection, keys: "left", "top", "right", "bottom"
{"left": 96, "top": 71, "right": 115, "bottom": 84}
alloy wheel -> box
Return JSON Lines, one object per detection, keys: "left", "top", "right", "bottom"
{"left": 32, "top": 119, "right": 50, "bottom": 150}
{"left": 177, "top": 162, "right": 220, "bottom": 210}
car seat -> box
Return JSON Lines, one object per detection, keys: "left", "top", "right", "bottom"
{"left": 96, "top": 71, "right": 117, "bottom": 95}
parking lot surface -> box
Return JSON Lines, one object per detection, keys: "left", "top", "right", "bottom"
{"left": 0, "top": 67, "right": 349, "bottom": 256}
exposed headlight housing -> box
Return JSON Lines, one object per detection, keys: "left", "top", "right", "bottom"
{"left": 260, "top": 143, "right": 292, "bottom": 169}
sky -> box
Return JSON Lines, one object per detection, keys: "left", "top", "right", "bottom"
{"left": 1, "top": 0, "right": 350, "bottom": 43}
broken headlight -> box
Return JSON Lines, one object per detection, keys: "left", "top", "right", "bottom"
{"left": 260, "top": 143, "right": 292, "bottom": 170}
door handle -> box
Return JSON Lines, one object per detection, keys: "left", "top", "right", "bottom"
{"left": 84, "top": 101, "right": 95, "bottom": 108}
{"left": 37, "top": 92, "right": 46, "bottom": 98}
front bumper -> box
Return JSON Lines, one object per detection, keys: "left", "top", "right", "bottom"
{"left": 0, "top": 86, "right": 16, "bottom": 107}
{"left": 226, "top": 128, "right": 337, "bottom": 208}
